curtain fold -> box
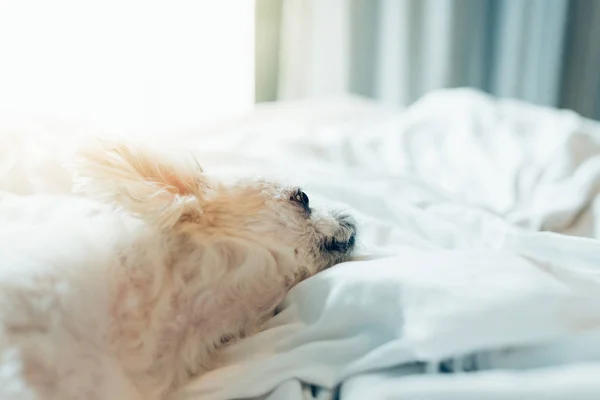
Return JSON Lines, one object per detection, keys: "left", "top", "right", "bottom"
{"left": 257, "top": 0, "right": 600, "bottom": 120}
{"left": 559, "top": 0, "right": 600, "bottom": 120}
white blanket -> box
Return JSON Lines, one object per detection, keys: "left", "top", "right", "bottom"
{"left": 2, "top": 88, "right": 600, "bottom": 399}
{"left": 176, "top": 219, "right": 600, "bottom": 400}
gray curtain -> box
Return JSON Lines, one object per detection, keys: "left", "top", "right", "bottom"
{"left": 256, "top": 0, "right": 600, "bottom": 120}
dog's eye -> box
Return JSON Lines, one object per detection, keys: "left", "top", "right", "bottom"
{"left": 291, "top": 189, "right": 310, "bottom": 210}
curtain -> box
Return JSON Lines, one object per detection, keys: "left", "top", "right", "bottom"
{"left": 257, "top": 0, "right": 600, "bottom": 120}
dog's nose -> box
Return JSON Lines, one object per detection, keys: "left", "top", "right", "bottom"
{"left": 347, "top": 233, "right": 356, "bottom": 248}
{"left": 325, "top": 237, "right": 355, "bottom": 253}
{"left": 326, "top": 218, "right": 357, "bottom": 254}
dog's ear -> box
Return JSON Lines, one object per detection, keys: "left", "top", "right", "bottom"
{"left": 73, "top": 139, "right": 208, "bottom": 230}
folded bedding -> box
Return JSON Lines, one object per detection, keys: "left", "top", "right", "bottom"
{"left": 3, "top": 88, "right": 600, "bottom": 399}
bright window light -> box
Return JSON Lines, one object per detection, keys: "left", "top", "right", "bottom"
{"left": 0, "top": 0, "right": 254, "bottom": 134}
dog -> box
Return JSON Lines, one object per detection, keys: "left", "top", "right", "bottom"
{"left": 0, "top": 140, "right": 356, "bottom": 399}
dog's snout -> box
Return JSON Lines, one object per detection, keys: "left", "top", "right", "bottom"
{"left": 331, "top": 233, "right": 356, "bottom": 253}
{"left": 336, "top": 213, "right": 357, "bottom": 238}
{"left": 324, "top": 213, "right": 357, "bottom": 255}
{"left": 336, "top": 213, "right": 356, "bottom": 228}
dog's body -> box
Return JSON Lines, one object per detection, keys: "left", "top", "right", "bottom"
{"left": 0, "top": 142, "right": 356, "bottom": 399}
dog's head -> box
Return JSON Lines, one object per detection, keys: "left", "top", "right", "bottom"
{"left": 73, "top": 140, "right": 356, "bottom": 277}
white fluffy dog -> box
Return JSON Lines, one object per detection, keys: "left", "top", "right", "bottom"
{"left": 0, "top": 140, "right": 356, "bottom": 399}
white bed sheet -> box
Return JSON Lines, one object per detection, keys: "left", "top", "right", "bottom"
{"left": 2, "top": 88, "right": 600, "bottom": 399}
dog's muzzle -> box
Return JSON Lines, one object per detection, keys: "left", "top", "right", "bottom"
{"left": 324, "top": 213, "right": 357, "bottom": 256}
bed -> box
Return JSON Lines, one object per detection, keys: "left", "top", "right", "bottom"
{"left": 2, "top": 88, "right": 600, "bottom": 400}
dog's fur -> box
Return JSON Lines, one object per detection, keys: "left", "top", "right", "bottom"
{"left": 0, "top": 141, "right": 356, "bottom": 399}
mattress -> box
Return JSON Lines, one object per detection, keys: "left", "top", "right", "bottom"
{"left": 2, "top": 88, "right": 600, "bottom": 400}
